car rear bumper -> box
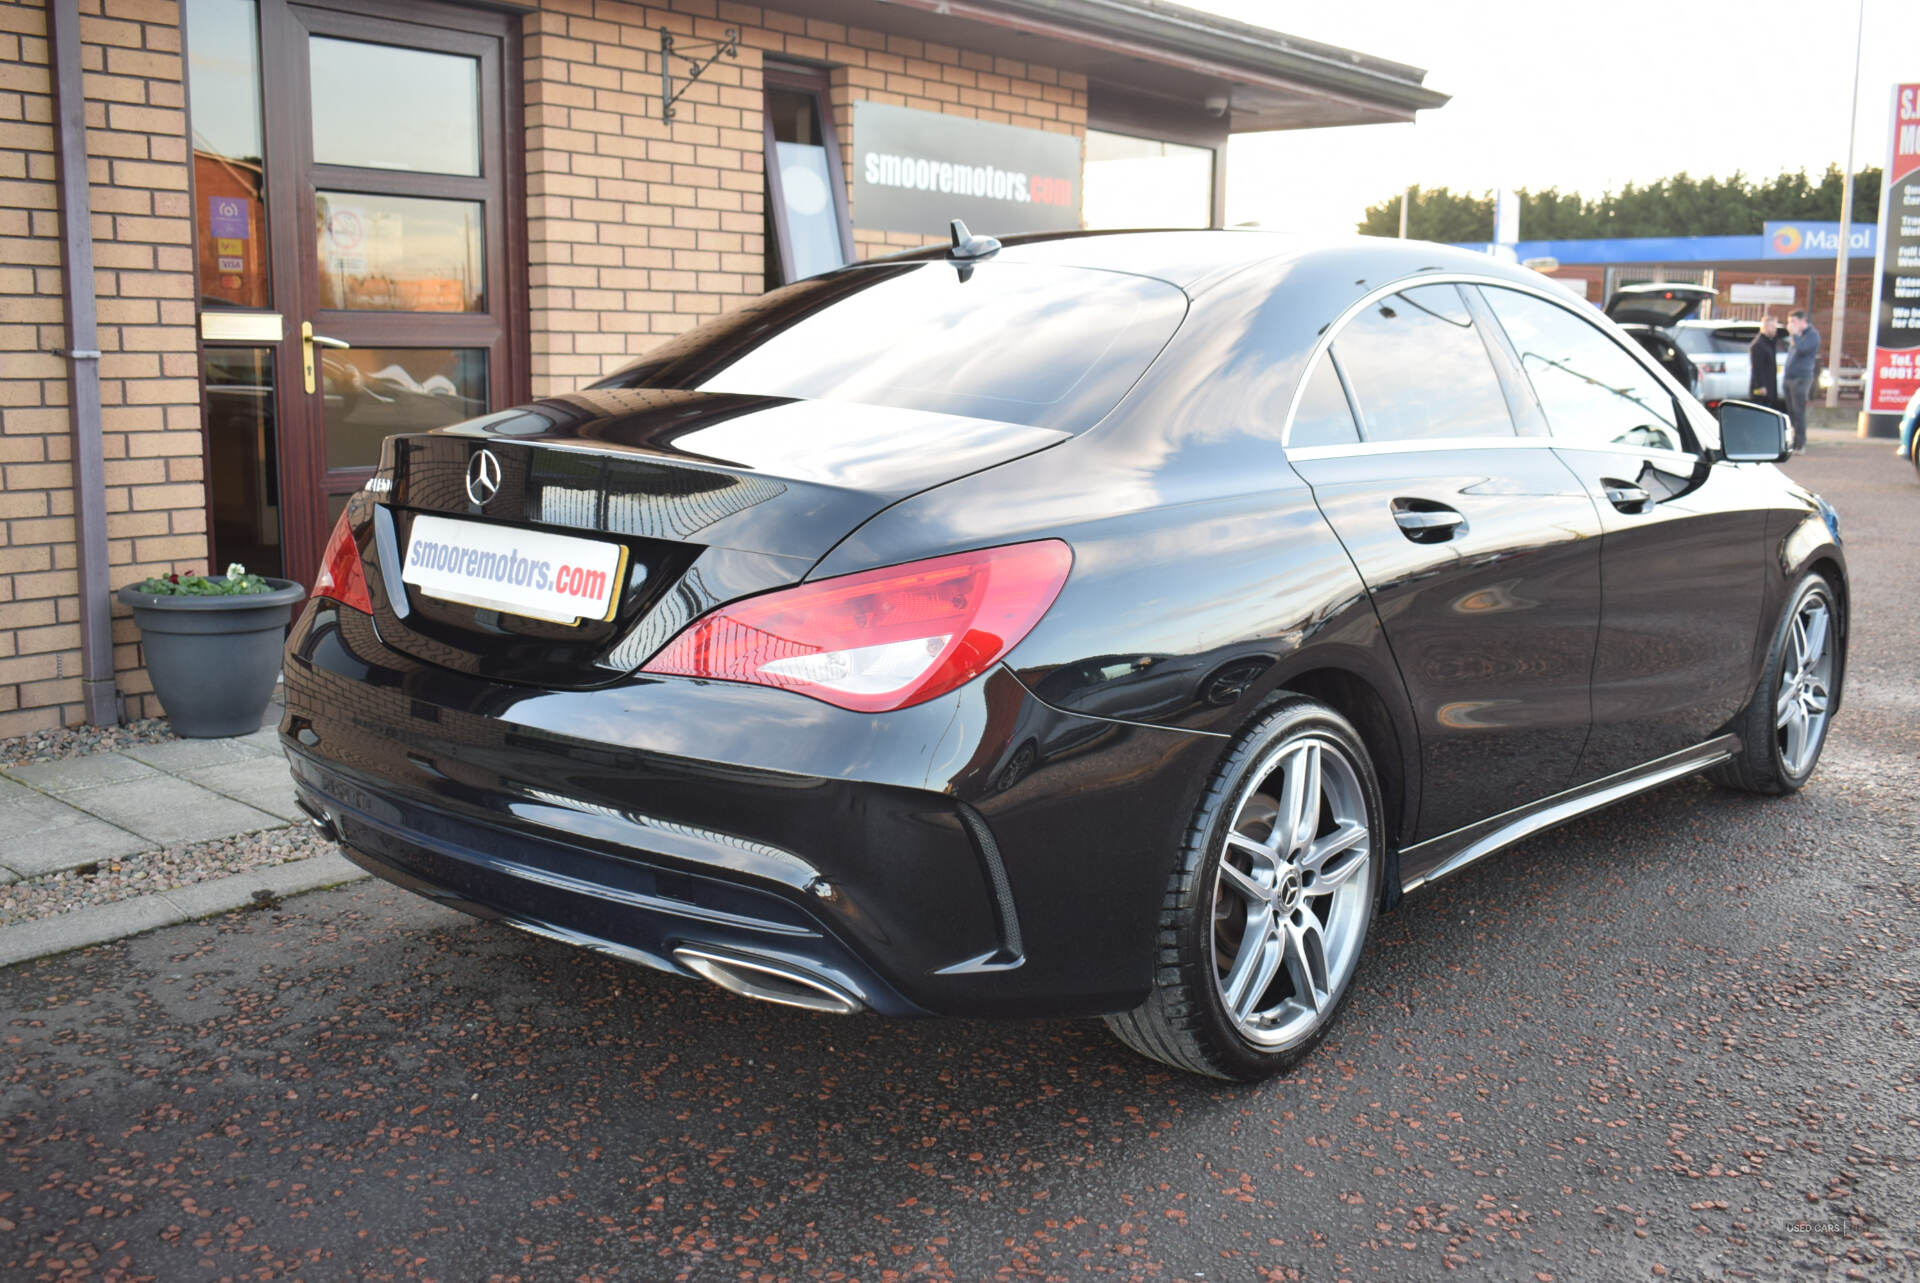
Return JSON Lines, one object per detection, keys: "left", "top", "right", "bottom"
{"left": 281, "top": 601, "right": 1222, "bottom": 1018}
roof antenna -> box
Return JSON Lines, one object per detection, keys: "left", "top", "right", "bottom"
{"left": 949, "top": 219, "right": 1001, "bottom": 260}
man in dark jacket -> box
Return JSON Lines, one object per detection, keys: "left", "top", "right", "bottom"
{"left": 1747, "top": 315, "right": 1780, "bottom": 407}
{"left": 1783, "top": 310, "right": 1821, "bottom": 449}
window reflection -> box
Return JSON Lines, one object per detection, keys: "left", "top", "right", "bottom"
{"left": 309, "top": 37, "right": 481, "bottom": 176}
{"left": 1333, "top": 284, "right": 1516, "bottom": 443}
{"left": 1289, "top": 355, "right": 1360, "bottom": 447}
{"left": 1480, "top": 286, "right": 1684, "bottom": 451}
{"left": 315, "top": 191, "right": 484, "bottom": 312}
{"left": 324, "top": 348, "right": 488, "bottom": 471}
{"left": 187, "top": 0, "right": 269, "bottom": 308}
{"left": 605, "top": 264, "right": 1187, "bottom": 433}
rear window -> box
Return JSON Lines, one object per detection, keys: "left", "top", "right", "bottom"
{"left": 1675, "top": 326, "right": 1759, "bottom": 355}
{"left": 595, "top": 262, "right": 1187, "bottom": 432}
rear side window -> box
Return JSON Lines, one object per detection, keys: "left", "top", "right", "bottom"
{"left": 1331, "top": 283, "right": 1516, "bottom": 443}
{"left": 1289, "top": 355, "right": 1360, "bottom": 447}
{"left": 595, "top": 262, "right": 1187, "bottom": 433}
{"left": 1481, "top": 286, "right": 1686, "bottom": 452}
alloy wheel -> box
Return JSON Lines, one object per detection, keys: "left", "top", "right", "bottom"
{"left": 1775, "top": 590, "right": 1835, "bottom": 777}
{"left": 1211, "top": 734, "right": 1372, "bottom": 1048}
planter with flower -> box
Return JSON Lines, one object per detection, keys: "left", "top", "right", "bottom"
{"left": 116, "top": 564, "right": 306, "bottom": 737}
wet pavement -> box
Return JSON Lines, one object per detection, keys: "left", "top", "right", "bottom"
{"left": 3, "top": 431, "right": 1917, "bottom": 1282}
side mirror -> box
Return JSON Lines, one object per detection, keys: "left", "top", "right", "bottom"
{"left": 1717, "top": 400, "right": 1791, "bottom": 463}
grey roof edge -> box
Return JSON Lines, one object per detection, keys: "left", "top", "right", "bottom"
{"left": 970, "top": 0, "right": 1451, "bottom": 115}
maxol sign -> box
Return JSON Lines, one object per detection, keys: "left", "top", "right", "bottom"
{"left": 1763, "top": 221, "right": 1877, "bottom": 259}
{"left": 852, "top": 101, "right": 1082, "bottom": 238}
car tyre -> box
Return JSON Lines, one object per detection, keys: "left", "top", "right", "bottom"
{"left": 1709, "top": 573, "right": 1841, "bottom": 795}
{"left": 1104, "top": 695, "right": 1385, "bottom": 1081}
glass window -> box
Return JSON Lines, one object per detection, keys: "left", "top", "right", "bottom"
{"left": 323, "top": 348, "right": 488, "bottom": 470}
{"left": 309, "top": 37, "right": 481, "bottom": 176}
{"left": 187, "top": 0, "right": 269, "bottom": 309}
{"left": 1481, "top": 286, "right": 1686, "bottom": 452}
{"left": 1289, "top": 355, "right": 1360, "bottom": 447}
{"left": 1083, "top": 130, "right": 1213, "bottom": 230}
{"left": 205, "top": 348, "right": 281, "bottom": 577}
{"left": 600, "top": 262, "right": 1187, "bottom": 433}
{"left": 1332, "top": 284, "right": 1515, "bottom": 443}
{"left": 764, "top": 83, "right": 850, "bottom": 288}
{"left": 315, "top": 192, "right": 484, "bottom": 312}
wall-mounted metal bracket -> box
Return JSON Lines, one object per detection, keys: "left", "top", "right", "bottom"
{"left": 659, "top": 27, "right": 740, "bottom": 122}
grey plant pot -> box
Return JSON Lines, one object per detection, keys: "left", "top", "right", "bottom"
{"left": 116, "top": 577, "right": 307, "bottom": 738}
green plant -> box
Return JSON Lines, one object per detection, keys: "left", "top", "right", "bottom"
{"left": 131, "top": 562, "right": 275, "bottom": 596}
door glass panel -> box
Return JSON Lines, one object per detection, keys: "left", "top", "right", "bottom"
{"left": 186, "top": 0, "right": 269, "bottom": 308}
{"left": 1480, "top": 286, "right": 1685, "bottom": 451}
{"left": 1333, "top": 284, "right": 1517, "bottom": 443}
{"left": 315, "top": 192, "right": 485, "bottom": 311}
{"left": 324, "top": 348, "right": 488, "bottom": 471}
{"left": 1289, "top": 354, "right": 1361, "bottom": 447}
{"left": 205, "top": 348, "right": 283, "bottom": 577}
{"left": 309, "top": 36, "right": 481, "bottom": 176}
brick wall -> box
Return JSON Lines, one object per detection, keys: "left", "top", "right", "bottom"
{"left": 0, "top": 0, "right": 202, "bottom": 736}
{"left": 0, "top": 0, "right": 1090, "bottom": 733}
{"left": 521, "top": 0, "right": 1087, "bottom": 393}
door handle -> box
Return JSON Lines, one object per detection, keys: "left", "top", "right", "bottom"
{"left": 301, "top": 321, "right": 350, "bottom": 395}
{"left": 1391, "top": 502, "right": 1466, "bottom": 543}
{"left": 1602, "top": 481, "right": 1652, "bottom": 513}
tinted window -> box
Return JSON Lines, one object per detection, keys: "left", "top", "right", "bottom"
{"left": 1332, "top": 284, "right": 1515, "bottom": 442}
{"left": 1289, "top": 355, "right": 1360, "bottom": 447}
{"left": 597, "top": 262, "right": 1187, "bottom": 433}
{"left": 1482, "top": 286, "right": 1686, "bottom": 451}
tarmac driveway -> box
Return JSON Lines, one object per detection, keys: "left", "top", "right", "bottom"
{"left": 3, "top": 432, "right": 1917, "bottom": 1282}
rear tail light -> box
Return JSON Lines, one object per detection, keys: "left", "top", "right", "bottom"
{"left": 311, "top": 508, "right": 374, "bottom": 614}
{"left": 1697, "top": 359, "right": 1727, "bottom": 374}
{"left": 642, "top": 540, "right": 1073, "bottom": 712}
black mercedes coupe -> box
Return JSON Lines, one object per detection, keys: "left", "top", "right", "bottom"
{"left": 283, "top": 230, "right": 1845, "bottom": 1081}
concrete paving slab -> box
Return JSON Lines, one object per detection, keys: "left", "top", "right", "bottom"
{"left": 184, "top": 757, "right": 303, "bottom": 823}
{"left": 155, "top": 850, "right": 365, "bottom": 922}
{"left": 60, "top": 776, "right": 284, "bottom": 847}
{"left": 0, "top": 776, "right": 35, "bottom": 805}
{"left": 121, "top": 737, "right": 269, "bottom": 772}
{"left": 0, "top": 795, "right": 153, "bottom": 876}
{"left": 234, "top": 725, "right": 286, "bottom": 755}
{"left": 3, "top": 753, "right": 157, "bottom": 794}
{"left": 0, "top": 894, "right": 182, "bottom": 968}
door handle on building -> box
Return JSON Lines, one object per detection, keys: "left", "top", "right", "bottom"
{"left": 301, "top": 321, "right": 349, "bottom": 394}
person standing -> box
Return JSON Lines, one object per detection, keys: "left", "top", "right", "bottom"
{"left": 1782, "top": 309, "right": 1821, "bottom": 450}
{"left": 1747, "top": 315, "right": 1780, "bottom": 408}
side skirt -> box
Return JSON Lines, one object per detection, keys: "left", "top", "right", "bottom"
{"left": 1397, "top": 734, "right": 1741, "bottom": 894}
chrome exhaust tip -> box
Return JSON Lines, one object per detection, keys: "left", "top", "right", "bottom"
{"left": 672, "top": 946, "right": 863, "bottom": 1015}
{"left": 296, "top": 798, "right": 338, "bottom": 842}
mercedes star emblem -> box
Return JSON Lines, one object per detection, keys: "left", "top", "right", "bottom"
{"left": 465, "top": 448, "right": 502, "bottom": 506}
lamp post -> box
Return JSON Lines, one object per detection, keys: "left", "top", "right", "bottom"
{"left": 1825, "top": 0, "right": 1864, "bottom": 411}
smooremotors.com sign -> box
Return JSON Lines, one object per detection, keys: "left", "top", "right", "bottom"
{"left": 853, "top": 101, "right": 1081, "bottom": 238}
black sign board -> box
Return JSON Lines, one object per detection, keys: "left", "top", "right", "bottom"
{"left": 851, "top": 101, "right": 1082, "bottom": 238}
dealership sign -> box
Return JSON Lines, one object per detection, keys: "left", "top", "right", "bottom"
{"left": 1761, "top": 221, "right": 1876, "bottom": 259}
{"left": 1863, "top": 83, "right": 1920, "bottom": 414}
{"left": 852, "top": 101, "right": 1081, "bottom": 238}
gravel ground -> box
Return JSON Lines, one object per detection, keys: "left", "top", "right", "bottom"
{"left": 0, "top": 715, "right": 176, "bottom": 769}
{"left": 0, "top": 825, "right": 334, "bottom": 928}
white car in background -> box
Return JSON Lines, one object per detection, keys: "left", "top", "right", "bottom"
{"left": 1672, "top": 320, "right": 1789, "bottom": 409}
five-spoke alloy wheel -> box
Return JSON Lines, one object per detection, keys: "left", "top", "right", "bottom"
{"left": 1712, "top": 573, "right": 1843, "bottom": 794}
{"left": 1106, "top": 696, "right": 1385, "bottom": 1081}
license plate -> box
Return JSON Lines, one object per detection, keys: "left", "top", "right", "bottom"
{"left": 402, "top": 513, "right": 629, "bottom": 625}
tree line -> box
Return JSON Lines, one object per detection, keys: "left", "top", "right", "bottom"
{"left": 1358, "top": 166, "right": 1883, "bottom": 241}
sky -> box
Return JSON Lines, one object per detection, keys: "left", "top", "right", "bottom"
{"left": 1187, "top": 0, "right": 1920, "bottom": 237}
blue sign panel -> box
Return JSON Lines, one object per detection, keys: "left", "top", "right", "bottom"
{"left": 1762, "top": 221, "right": 1876, "bottom": 259}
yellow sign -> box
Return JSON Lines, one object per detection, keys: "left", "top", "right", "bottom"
{"left": 215, "top": 238, "right": 244, "bottom": 256}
